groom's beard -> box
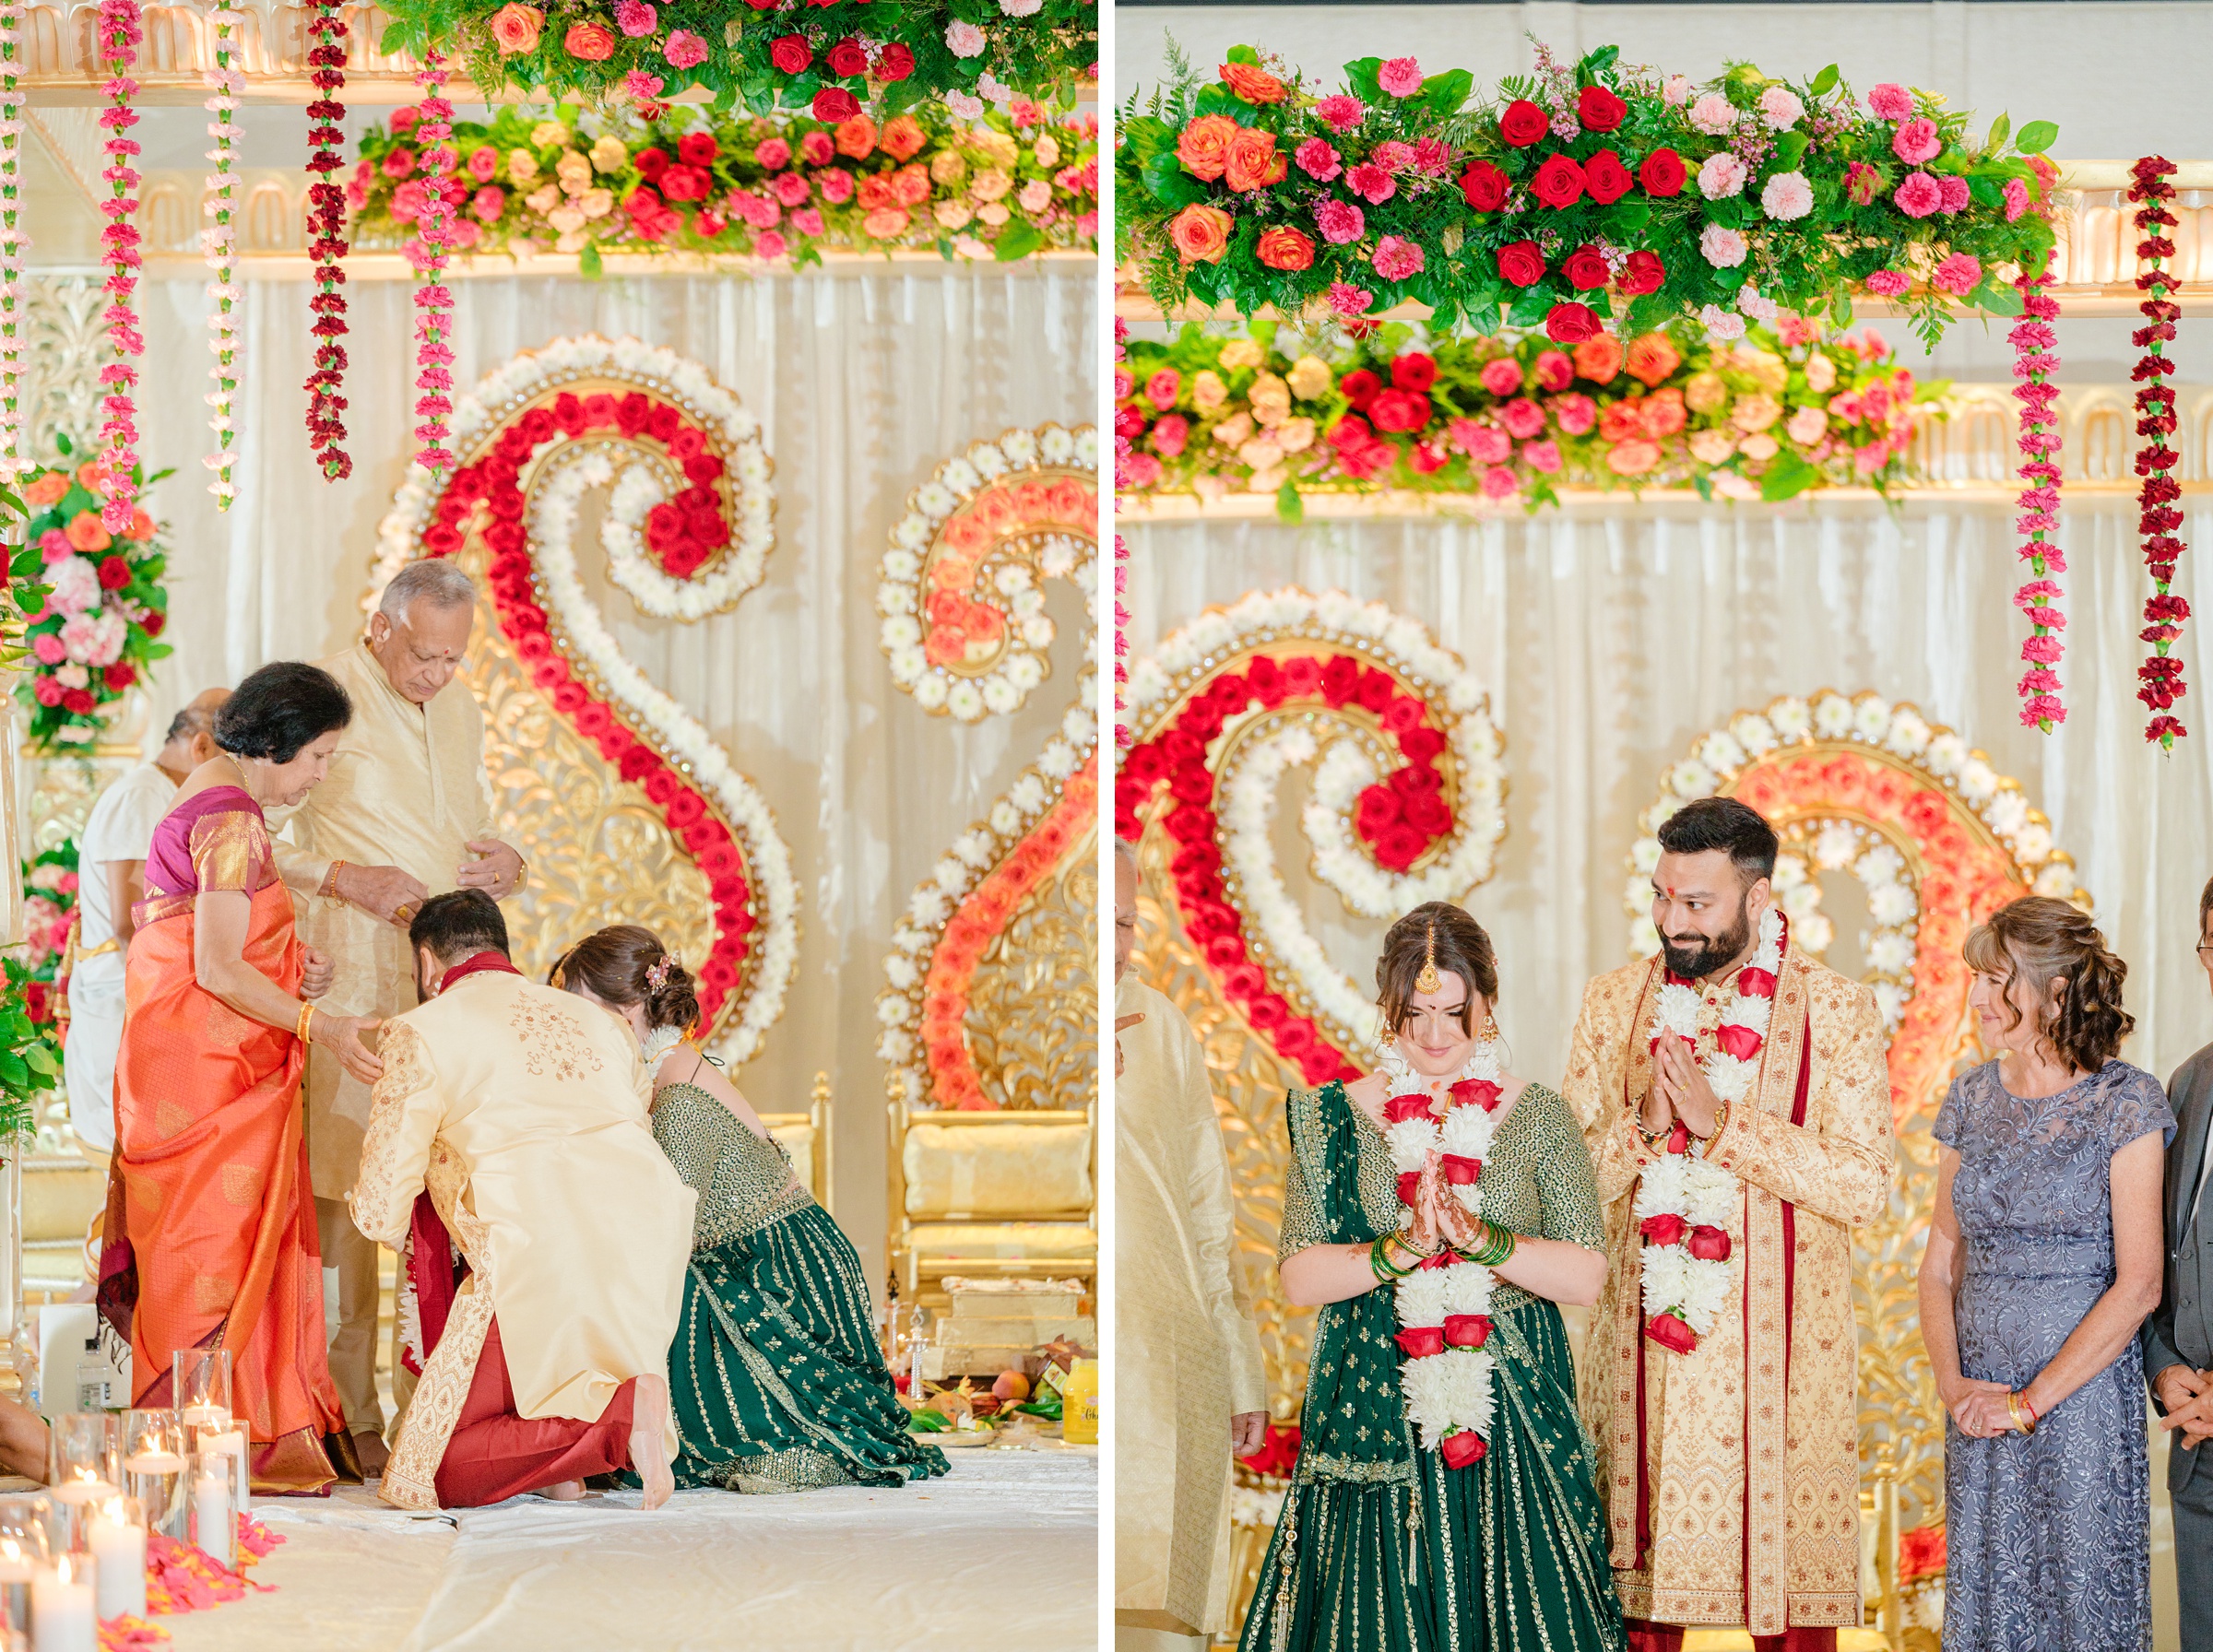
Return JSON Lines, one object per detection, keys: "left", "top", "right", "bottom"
{"left": 1662, "top": 898, "right": 1753, "bottom": 982}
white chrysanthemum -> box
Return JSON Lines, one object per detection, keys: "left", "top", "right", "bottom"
{"left": 1729, "top": 994, "right": 1773, "bottom": 1038}
{"left": 1868, "top": 931, "right": 1917, "bottom": 974}
{"left": 1769, "top": 698, "right": 1812, "bottom": 740}
{"left": 1438, "top": 1104, "right": 1497, "bottom": 1161}
{"left": 1400, "top": 1351, "right": 1460, "bottom": 1449}
{"left": 1651, "top": 983, "right": 1701, "bottom": 1042}
{"left": 1811, "top": 821, "right": 1861, "bottom": 870}
{"left": 1640, "top": 1245, "right": 1694, "bottom": 1316}
{"left": 1385, "top": 1116, "right": 1438, "bottom": 1173}
{"left": 1675, "top": 1257, "right": 1734, "bottom": 1332}
{"left": 1634, "top": 1154, "right": 1691, "bottom": 1223}
{"left": 1396, "top": 1268, "right": 1450, "bottom": 1327}
{"left": 1682, "top": 1159, "right": 1738, "bottom": 1227}
{"left": 1924, "top": 734, "right": 1968, "bottom": 776}
{"left": 1813, "top": 694, "right": 1854, "bottom": 738}
{"left": 1442, "top": 1261, "right": 1494, "bottom": 1316}
{"left": 1706, "top": 1052, "right": 1757, "bottom": 1103}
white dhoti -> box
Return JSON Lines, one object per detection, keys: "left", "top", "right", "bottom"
{"left": 62, "top": 953, "right": 124, "bottom": 1153}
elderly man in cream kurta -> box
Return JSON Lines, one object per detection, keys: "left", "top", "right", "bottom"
{"left": 349, "top": 891, "right": 692, "bottom": 1509}
{"left": 1113, "top": 840, "right": 1268, "bottom": 1651}
{"left": 273, "top": 559, "right": 527, "bottom": 1471}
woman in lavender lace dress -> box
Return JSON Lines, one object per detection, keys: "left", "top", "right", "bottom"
{"left": 1918, "top": 897, "right": 2172, "bottom": 1652}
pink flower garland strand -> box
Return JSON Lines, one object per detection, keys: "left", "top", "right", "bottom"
{"left": 94, "top": 0, "right": 143, "bottom": 533}
{"left": 0, "top": 0, "right": 25, "bottom": 487}
{"left": 2009, "top": 262, "right": 2065, "bottom": 732}
{"left": 1113, "top": 316, "right": 1132, "bottom": 749}
{"left": 302, "top": 0, "right": 350, "bottom": 479}
{"left": 407, "top": 52, "right": 456, "bottom": 477}
{"left": 2130, "top": 155, "right": 2190, "bottom": 748}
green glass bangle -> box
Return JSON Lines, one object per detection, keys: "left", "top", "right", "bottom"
{"left": 1370, "top": 1233, "right": 1415, "bottom": 1281}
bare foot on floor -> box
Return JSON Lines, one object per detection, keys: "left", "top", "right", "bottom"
{"left": 353, "top": 1431, "right": 391, "bottom": 1478}
{"left": 538, "top": 1480, "right": 586, "bottom": 1502}
{"left": 631, "top": 1375, "right": 673, "bottom": 1512}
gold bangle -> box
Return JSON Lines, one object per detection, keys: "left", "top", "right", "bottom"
{"left": 318, "top": 861, "right": 347, "bottom": 900}
{"left": 296, "top": 1002, "right": 315, "bottom": 1044}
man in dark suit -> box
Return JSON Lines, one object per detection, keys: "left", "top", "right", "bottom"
{"left": 2146, "top": 876, "right": 2213, "bottom": 1651}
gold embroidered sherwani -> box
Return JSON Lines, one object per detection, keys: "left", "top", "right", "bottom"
{"left": 348, "top": 971, "right": 694, "bottom": 1510}
{"left": 272, "top": 642, "right": 499, "bottom": 1200}
{"left": 1563, "top": 941, "right": 1893, "bottom": 1636}
{"left": 1113, "top": 978, "right": 1268, "bottom": 1639}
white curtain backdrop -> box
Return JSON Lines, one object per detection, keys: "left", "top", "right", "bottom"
{"left": 125, "top": 264, "right": 1097, "bottom": 1284}
{"left": 1121, "top": 496, "right": 2213, "bottom": 1092}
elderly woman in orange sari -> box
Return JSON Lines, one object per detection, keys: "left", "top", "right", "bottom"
{"left": 98, "top": 662, "right": 385, "bottom": 1493}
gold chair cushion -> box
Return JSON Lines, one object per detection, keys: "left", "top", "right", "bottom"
{"left": 902, "top": 1118, "right": 1092, "bottom": 1219}
{"left": 903, "top": 1221, "right": 1097, "bottom": 1268}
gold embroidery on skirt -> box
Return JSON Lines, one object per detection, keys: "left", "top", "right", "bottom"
{"left": 219, "top": 1163, "right": 265, "bottom": 1208}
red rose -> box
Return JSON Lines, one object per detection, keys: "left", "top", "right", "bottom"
{"left": 1339, "top": 368, "right": 1382, "bottom": 411}
{"left": 1544, "top": 301, "right": 1600, "bottom": 343}
{"left": 1646, "top": 1313, "right": 1698, "bottom": 1355}
{"left": 1391, "top": 351, "right": 1437, "bottom": 392}
{"left": 1687, "top": 1225, "right": 1733, "bottom": 1262}
{"left": 1458, "top": 158, "right": 1509, "bottom": 210}
{"left": 1639, "top": 147, "right": 1686, "bottom": 196}
{"left": 1562, "top": 243, "right": 1610, "bottom": 290}
{"left": 1374, "top": 824, "right": 1427, "bottom": 870}
{"left": 1498, "top": 99, "right": 1549, "bottom": 148}
{"left": 1255, "top": 226, "right": 1315, "bottom": 271}
{"left": 826, "top": 37, "right": 869, "bottom": 77}
{"left": 1530, "top": 153, "right": 1585, "bottom": 208}
{"left": 1497, "top": 239, "right": 1545, "bottom": 287}
{"left": 1442, "top": 1314, "right": 1492, "bottom": 1350}
{"left": 1440, "top": 1153, "right": 1481, "bottom": 1186}
{"left": 1736, "top": 966, "right": 1778, "bottom": 997}
{"left": 1381, "top": 1092, "right": 1433, "bottom": 1124}
{"left": 812, "top": 88, "right": 859, "bottom": 123}
{"left": 104, "top": 662, "right": 136, "bottom": 690}
{"left": 768, "top": 33, "right": 811, "bottom": 75}
{"left": 1439, "top": 1431, "right": 1487, "bottom": 1469}
{"left": 1396, "top": 1170, "right": 1421, "bottom": 1206}
{"left": 1582, "top": 148, "right": 1633, "bottom": 204}
{"left": 635, "top": 147, "right": 671, "bottom": 182}
{"left": 1665, "top": 1120, "right": 1691, "bottom": 1155}
{"left": 877, "top": 42, "right": 915, "bottom": 81}
{"left": 1450, "top": 1077, "right": 1502, "bottom": 1111}
{"left": 61, "top": 688, "right": 95, "bottom": 715}
{"left": 1639, "top": 1212, "right": 1688, "bottom": 1246}
{"left": 97, "top": 554, "right": 131, "bottom": 589}
{"left": 1619, "top": 250, "right": 1665, "bottom": 296}
{"left": 143, "top": 609, "right": 164, "bottom": 637}
{"left": 1714, "top": 1021, "right": 1764, "bottom": 1060}
{"left": 1368, "top": 388, "right": 1431, "bottom": 432}
{"left": 659, "top": 165, "right": 710, "bottom": 202}
{"left": 1577, "top": 83, "right": 1627, "bottom": 133}
{"left": 677, "top": 132, "right": 719, "bottom": 167}
{"left": 1394, "top": 1326, "right": 1447, "bottom": 1359}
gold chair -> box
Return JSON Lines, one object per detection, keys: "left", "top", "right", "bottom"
{"left": 885, "top": 1088, "right": 1095, "bottom": 1309}
{"left": 758, "top": 1071, "right": 834, "bottom": 1210}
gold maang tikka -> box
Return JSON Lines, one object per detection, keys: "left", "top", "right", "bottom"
{"left": 1414, "top": 923, "right": 1442, "bottom": 995}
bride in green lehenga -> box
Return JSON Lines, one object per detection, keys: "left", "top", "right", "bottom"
{"left": 552, "top": 926, "right": 948, "bottom": 1494}
{"left": 1242, "top": 901, "right": 1624, "bottom": 1652}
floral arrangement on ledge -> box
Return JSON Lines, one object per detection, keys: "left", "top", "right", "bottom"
{"left": 374, "top": 0, "right": 1095, "bottom": 120}
{"left": 1118, "top": 43, "right": 2060, "bottom": 345}
{"left": 0, "top": 841, "right": 73, "bottom": 1141}
{"left": 9, "top": 440, "right": 172, "bottom": 755}
{"left": 349, "top": 99, "right": 1097, "bottom": 272}
{"left": 1116, "top": 314, "right": 1941, "bottom": 516}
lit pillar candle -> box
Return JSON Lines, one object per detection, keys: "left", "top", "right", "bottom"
{"left": 46, "top": 1470, "right": 115, "bottom": 1508}
{"left": 30, "top": 1555, "right": 95, "bottom": 1652}
{"left": 192, "top": 1467, "right": 231, "bottom": 1569}
{"left": 89, "top": 1500, "right": 145, "bottom": 1622}
{"left": 199, "top": 1427, "right": 249, "bottom": 1516}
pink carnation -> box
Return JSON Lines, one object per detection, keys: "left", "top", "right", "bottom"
{"left": 1295, "top": 138, "right": 1341, "bottom": 181}
{"left": 1865, "top": 83, "right": 1914, "bottom": 122}
{"left": 1370, "top": 235, "right": 1423, "bottom": 279}
{"left": 613, "top": 0, "right": 656, "bottom": 36}
{"left": 1552, "top": 394, "right": 1596, "bottom": 435}
{"left": 1932, "top": 252, "right": 1982, "bottom": 295}
{"left": 1521, "top": 439, "right": 1562, "bottom": 473}
{"left": 1378, "top": 56, "right": 1422, "bottom": 97}
{"left": 1698, "top": 152, "right": 1746, "bottom": 200}
{"left": 1370, "top": 140, "right": 1415, "bottom": 172}
{"left": 1328, "top": 281, "right": 1372, "bottom": 316}
{"left": 1450, "top": 419, "right": 1510, "bottom": 464}
{"left": 663, "top": 30, "right": 709, "bottom": 69}
{"left": 2003, "top": 178, "right": 2030, "bottom": 222}
{"left": 1314, "top": 96, "right": 1365, "bottom": 133}
{"left": 1478, "top": 359, "right": 1522, "bottom": 396}
{"left": 1346, "top": 164, "right": 1395, "bottom": 204}
{"left": 1314, "top": 199, "right": 1365, "bottom": 244}
{"left": 1501, "top": 397, "right": 1545, "bottom": 439}
{"left": 1864, "top": 268, "right": 1911, "bottom": 297}
{"left": 1481, "top": 466, "right": 1520, "bottom": 500}
{"left": 1891, "top": 117, "right": 1940, "bottom": 166}
{"left": 1892, "top": 171, "right": 1942, "bottom": 218}
{"left": 1936, "top": 174, "right": 1970, "bottom": 213}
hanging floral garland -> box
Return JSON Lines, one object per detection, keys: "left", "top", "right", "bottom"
{"left": 348, "top": 100, "right": 1095, "bottom": 272}
{"left": 409, "top": 53, "right": 458, "bottom": 477}
{"left": 373, "top": 0, "right": 1096, "bottom": 121}
{"left": 1119, "top": 46, "right": 2059, "bottom": 344}
{"left": 1118, "top": 316, "right": 1938, "bottom": 516}
{"left": 2130, "top": 156, "right": 2189, "bottom": 749}
{"left": 93, "top": 0, "right": 143, "bottom": 535}
{"left": 1114, "top": 317, "right": 1133, "bottom": 750}
{"left": 2008, "top": 264, "right": 2064, "bottom": 732}
{"left": 9, "top": 441, "right": 171, "bottom": 754}
{"left": 0, "top": 0, "right": 24, "bottom": 486}
{"left": 1118, "top": 588, "right": 1506, "bottom": 1083}
{"left": 13, "top": 839, "right": 76, "bottom": 1061}
{"left": 203, "top": 7, "right": 241, "bottom": 510}
{"left": 303, "top": 0, "right": 352, "bottom": 479}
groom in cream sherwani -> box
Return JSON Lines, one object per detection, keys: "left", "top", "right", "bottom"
{"left": 349, "top": 891, "right": 693, "bottom": 1510}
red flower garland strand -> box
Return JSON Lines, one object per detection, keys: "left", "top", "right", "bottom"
{"left": 1113, "top": 317, "right": 1132, "bottom": 749}
{"left": 408, "top": 52, "right": 456, "bottom": 476}
{"left": 2131, "top": 155, "right": 2190, "bottom": 748}
{"left": 2009, "top": 262, "right": 2065, "bottom": 732}
{"left": 302, "top": 0, "right": 350, "bottom": 479}
{"left": 93, "top": 0, "right": 142, "bottom": 534}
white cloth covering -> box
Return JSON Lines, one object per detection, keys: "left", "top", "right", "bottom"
{"left": 64, "top": 760, "right": 178, "bottom": 1151}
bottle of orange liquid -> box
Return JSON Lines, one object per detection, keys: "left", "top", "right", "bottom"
{"left": 1062, "top": 1358, "right": 1099, "bottom": 1446}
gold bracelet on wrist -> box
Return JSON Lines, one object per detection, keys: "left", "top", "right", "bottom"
{"left": 318, "top": 860, "right": 348, "bottom": 901}
{"left": 295, "top": 1001, "right": 315, "bottom": 1044}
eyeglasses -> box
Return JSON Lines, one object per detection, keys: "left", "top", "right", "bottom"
{"left": 2197, "top": 943, "right": 2213, "bottom": 959}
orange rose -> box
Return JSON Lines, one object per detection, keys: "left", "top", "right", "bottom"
{"left": 1220, "top": 61, "right": 1288, "bottom": 104}
{"left": 22, "top": 472, "right": 65, "bottom": 507}
{"left": 75, "top": 461, "right": 110, "bottom": 495}
{"left": 1643, "top": 387, "right": 1687, "bottom": 437}
{"left": 487, "top": 2, "right": 542, "bottom": 53}
{"left": 881, "top": 114, "right": 927, "bottom": 161}
{"left": 835, "top": 114, "right": 878, "bottom": 159}
{"left": 1597, "top": 400, "right": 1646, "bottom": 443}
{"left": 1256, "top": 226, "right": 1314, "bottom": 271}
{"left": 1606, "top": 440, "right": 1662, "bottom": 477}
{"left": 1223, "top": 127, "right": 1287, "bottom": 193}
{"left": 1624, "top": 332, "right": 1682, "bottom": 389}
{"left": 1175, "top": 114, "right": 1239, "bottom": 183}
{"left": 1571, "top": 333, "right": 1623, "bottom": 384}
{"left": 861, "top": 206, "right": 910, "bottom": 240}
{"left": 890, "top": 163, "right": 931, "bottom": 207}
{"left": 125, "top": 507, "right": 154, "bottom": 540}
{"left": 1168, "top": 203, "right": 1233, "bottom": 265}
{"left": 65, "top": 510, "right": 111, "bottom": 552}
{"left": 562, "top": 21, "right": 615, "bottom": 61}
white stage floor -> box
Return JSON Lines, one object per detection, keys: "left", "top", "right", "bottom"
{"left": 157, "top": 1448, "right": 1097, "bottom": 1651}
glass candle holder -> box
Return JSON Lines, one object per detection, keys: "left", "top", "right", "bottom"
{"left": 192, "top": 1415, "right": 249, "bottom": 1523}
{"left": 186, "top": 1441, "right": 235, "bottom": 1572}
{"left": 0, "top": 1494, "right": 52, "bottom": 1636}
{"left": 121, "top": 1410, "right": 187, "bottom": 1543}
{"left": 87, "top": 1497, "right": 143, "bottom": 1622}
{"left": 172, "top": 1348, "right": 231, "bottom": 1432}
{"left": 29, "top": 1553, "right": 95, "bottom": 1652}
{"left": 44, "top": 1416, "right": 117, "bottom": 1554}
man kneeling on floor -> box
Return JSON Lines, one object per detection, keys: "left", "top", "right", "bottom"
{"left": 349, "top": 890, "right": 695, "bottom": 1510}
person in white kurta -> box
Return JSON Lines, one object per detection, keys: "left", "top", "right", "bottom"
{"left": 64, "top": 688, "right": 229, "bottom": 1152}
{"left": 1113, "top": 841, "right": 1269, "bottom": 1651}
